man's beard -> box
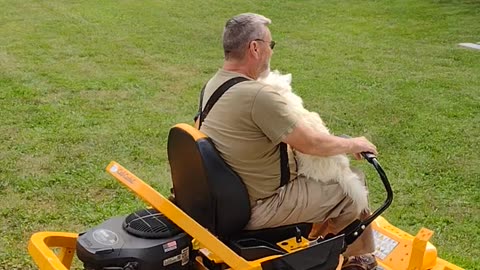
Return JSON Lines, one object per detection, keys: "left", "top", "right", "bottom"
{"left": 258, "top": 60, "right": 271, "bottom": 80}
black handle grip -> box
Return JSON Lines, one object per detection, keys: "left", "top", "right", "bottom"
{"left": 361, "top": 152, "right": 377, "bottom": 163}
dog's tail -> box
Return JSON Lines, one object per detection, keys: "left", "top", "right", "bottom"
{"left": 338, "top": 171, "right": 369, "bottom": 213}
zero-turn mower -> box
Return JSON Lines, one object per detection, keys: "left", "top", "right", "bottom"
{"left": 28, "top": 124, "right": 464, "bottom": 270}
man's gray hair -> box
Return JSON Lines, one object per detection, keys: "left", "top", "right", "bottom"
{"left": 223, "top": 13, "right": 271, "bottom": 60}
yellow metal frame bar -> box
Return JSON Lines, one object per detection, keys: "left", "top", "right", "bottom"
{"left": 28, "top": 232, "right": 78, "bottom": 270}
{"left": 372, "top": 217, "right": 464, "bottom": 270}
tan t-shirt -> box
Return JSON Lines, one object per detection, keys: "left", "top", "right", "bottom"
{"left": 200, "top": 69, "right": 298, "bottom": 204}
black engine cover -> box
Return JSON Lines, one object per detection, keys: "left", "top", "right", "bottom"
{"left": 76, "top": 215, "right": 192, "bottom": 270}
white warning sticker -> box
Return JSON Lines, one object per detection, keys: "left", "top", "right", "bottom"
{"left": 373, "top": 230, "right": 399, "bottom": 260}
{"left": 163, "top": 247, "right": 190, "bottom": 266}
{"left": 181, "top": 247, "right": 189, "bottom": 265}
{"left": 163, "top": 254, "right": 182, "bottom": 266}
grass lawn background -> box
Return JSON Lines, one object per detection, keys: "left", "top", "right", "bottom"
{"left": 0, "top": 0, "right": 479, "bottom": 269}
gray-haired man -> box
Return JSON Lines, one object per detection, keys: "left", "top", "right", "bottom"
{"left": 197, "top": 13, "right": 377, "bottom": 270}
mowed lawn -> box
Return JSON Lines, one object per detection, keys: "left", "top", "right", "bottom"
{"left": 1, "top": 0, "right": 479, "bottom": 269}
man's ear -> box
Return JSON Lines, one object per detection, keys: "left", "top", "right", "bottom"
{"left": 249, "top": 41, "right": 260, "bottom": 59}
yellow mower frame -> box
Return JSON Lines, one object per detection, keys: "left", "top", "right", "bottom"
{"left": 29, "top": 161, "right": 462, "bottom": 270}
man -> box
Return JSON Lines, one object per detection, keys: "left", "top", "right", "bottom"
{"left": 196, "top": 13, "right": 378, "bottom": 270}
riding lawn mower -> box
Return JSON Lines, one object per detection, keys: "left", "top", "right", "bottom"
{"left": 28, "top": 124, "right": 464, "bottom": 270}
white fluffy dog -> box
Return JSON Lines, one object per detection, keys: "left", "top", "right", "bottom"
{"left": 259, "top": 70, "right": 369, "bottom": 212}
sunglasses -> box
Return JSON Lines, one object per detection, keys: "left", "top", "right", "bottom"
{"left": 254, "top": 39, "right": 276, "bottom": 50}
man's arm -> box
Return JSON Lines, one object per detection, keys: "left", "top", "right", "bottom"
{"left": 283, "top": 121, "right": 377, "bottom": 158}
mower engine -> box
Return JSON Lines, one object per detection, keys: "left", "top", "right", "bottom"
{"left": 76, "top": 209, "right": 192, "bottom": 270}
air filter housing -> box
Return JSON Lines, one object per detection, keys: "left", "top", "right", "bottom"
{"left": 76, "top": 209, "right": 192, "bottom": 270}
{"left": 123, "top": 208, "right": 182, "bottom": 239}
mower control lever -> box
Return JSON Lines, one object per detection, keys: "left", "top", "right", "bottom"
{"left": 339, "top": 155, "right": 393, "bottom": 246}
{"left": 295, "top": 227, "right": 302, "bottom": 243}
{"left": 333, "top": 135, "right": 393, "bottom": 247}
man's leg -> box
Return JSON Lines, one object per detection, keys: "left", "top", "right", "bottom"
{"left": 245, "top": 175, "right": 347, "bottom": 230}
{"left": 317, "top": 206, "right": 375, "bottom": 257}
{"left": 245, "top": 168, "right": 374, "bottom": 257}
{"left": 308, "top": 168, "right": 375, "bottom": 256}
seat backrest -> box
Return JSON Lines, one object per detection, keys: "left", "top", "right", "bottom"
{"left": 167, "top": 123, "right": 251, "bottom": 238}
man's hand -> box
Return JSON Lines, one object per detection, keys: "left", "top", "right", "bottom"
{"left": 348, "top": 137, "right": 377, "bottom": 160}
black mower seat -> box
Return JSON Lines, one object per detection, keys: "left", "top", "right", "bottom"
{"left": 167, "top": 124, "right": 311, "bottom": 254}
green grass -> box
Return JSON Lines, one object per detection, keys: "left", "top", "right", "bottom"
{"left": 1, "top": 0, "right": 479, "bottom": 269}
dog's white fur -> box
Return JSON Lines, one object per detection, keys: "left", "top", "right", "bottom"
{"left": 259, "top": 70, "right": 369, "bottom": 212}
